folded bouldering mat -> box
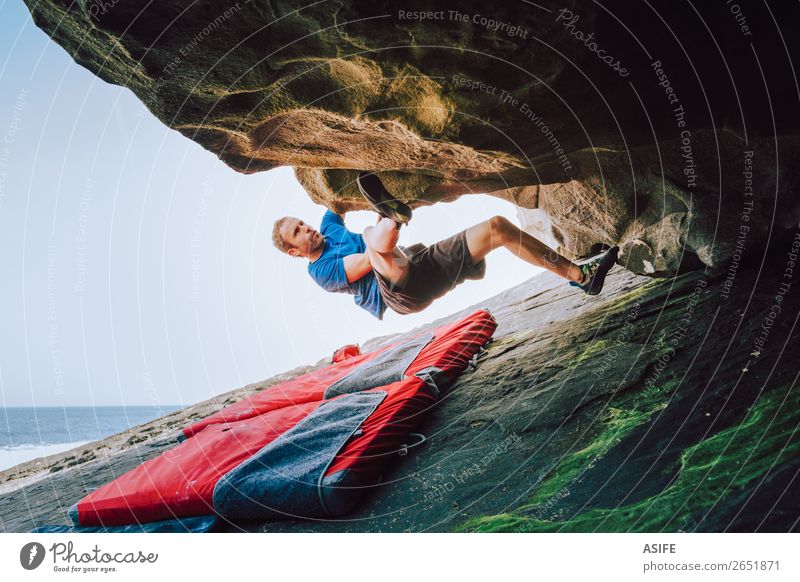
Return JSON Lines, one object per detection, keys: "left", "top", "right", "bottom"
{"left": 35, "top": 309, "right": 495, "bottom": 532}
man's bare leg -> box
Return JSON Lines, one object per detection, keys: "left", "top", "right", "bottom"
{"left": 363, "top": 216, "right": 410, "bottom": 287}
{"left": 465, "top": 216, "right": 584, "bottom": 283}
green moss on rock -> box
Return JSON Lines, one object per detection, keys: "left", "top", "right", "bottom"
{"left": 464, "top": 381, "right": 799, "bottom": 532}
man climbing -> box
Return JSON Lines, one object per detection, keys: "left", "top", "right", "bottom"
{"left": 272, "top": 172, "right": 619, "bottom": 320}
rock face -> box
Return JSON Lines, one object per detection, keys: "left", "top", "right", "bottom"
{"left": 2, "top": 237, "right": 798, "bottom": 532}
{"left": 24, "top": 0, "right": 800, "bottom": 274}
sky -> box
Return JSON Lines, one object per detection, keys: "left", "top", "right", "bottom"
{"left": 0, "top": 1, "right": 541, "bottom": 407}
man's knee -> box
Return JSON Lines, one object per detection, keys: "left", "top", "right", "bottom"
{"left": 363, "top": 222, "right": 399, "bottom": 253}
{"left": 488, "top": 215, "right": 516, "bottom": 242}
{"left": 363, "top": 225, "right": 374, "bottom": 242}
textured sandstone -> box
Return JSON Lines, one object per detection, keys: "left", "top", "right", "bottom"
{"left": 22, "top": 0, "right": 800, "bottom": 274}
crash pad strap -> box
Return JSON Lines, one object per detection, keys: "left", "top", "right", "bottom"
{"left": 212, "top": 391, "right": 386, "bottom": 521}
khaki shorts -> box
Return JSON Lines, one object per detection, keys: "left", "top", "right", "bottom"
{"left": 374, "top": 230, "right": 487, "bottom": 315}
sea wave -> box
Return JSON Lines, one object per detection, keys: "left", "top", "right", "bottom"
{"left": 0, "top": 441, "right": 91, "bottom": 473}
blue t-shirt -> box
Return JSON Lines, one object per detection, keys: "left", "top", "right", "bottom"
{"left": 307, "top": 211, "right": 386, "bottom": 319}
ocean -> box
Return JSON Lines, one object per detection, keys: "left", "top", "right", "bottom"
{"left": 0, "top": 405, "right": 182, "bottom": 473}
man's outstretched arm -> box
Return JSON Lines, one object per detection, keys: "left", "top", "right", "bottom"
{"left": 343, "top": 253, "right": 372, "bottom": 283}
{"left": 320, "top": 209, "right": 346, "bottom": 232}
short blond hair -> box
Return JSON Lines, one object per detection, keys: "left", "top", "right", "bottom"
{"left": 272, "top": 217, "right": 293, "bottom": 253}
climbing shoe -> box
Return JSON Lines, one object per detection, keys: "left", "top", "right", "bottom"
{"left": 569, "top": 246, "right": 619, "bottom": 295}
{"left": 356, "top": 171, "right": 413, "bottom": 226}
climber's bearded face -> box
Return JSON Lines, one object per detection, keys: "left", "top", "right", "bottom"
{"left": 282, "top": 217, "right": 324, "bottom": 257}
